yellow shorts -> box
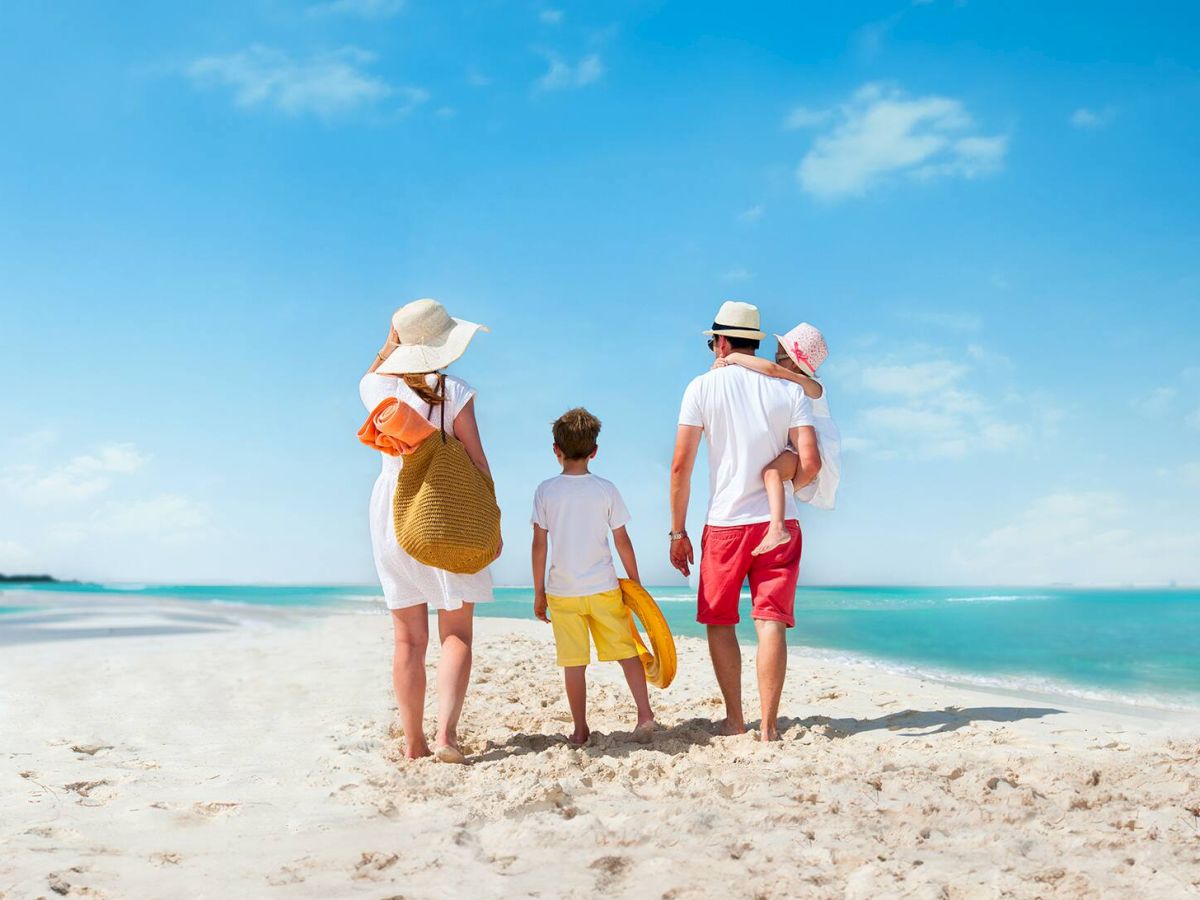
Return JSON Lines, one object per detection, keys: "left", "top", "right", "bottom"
{"left": 547, "top": 588, "right": 639, "bottom": 667}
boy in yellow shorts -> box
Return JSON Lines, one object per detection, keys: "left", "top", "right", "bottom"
{"left": 532, "top": 408, "right": 655, "bottom": 745}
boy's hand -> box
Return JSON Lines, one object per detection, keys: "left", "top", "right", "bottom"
{"left": 534, "top": 591, "right": 549, "bottom": 623}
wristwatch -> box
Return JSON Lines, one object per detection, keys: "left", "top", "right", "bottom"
{"left": 668, "top": 530, "right": 687, "bottom": 541}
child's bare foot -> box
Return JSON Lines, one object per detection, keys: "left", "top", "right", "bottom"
{"left": 631, "top": 715, "right": 656, "bottom": 743}
{"left": 751, "top": 525, "right": 790, "bottom": 556}
{"left": 568, "top": 725, "right": 591, "bottom": 745}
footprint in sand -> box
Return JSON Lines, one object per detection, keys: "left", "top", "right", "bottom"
{"left": 353, "top": 851, "right": 399, "bottom": 881}
{"left": 150, "top": 852, "right": 183, "bottom": 866}
{"left": 589, "top": 856, "right": 631, "bottom": 891}
{"left": 70, "top": 743, "right": 113, "bottom": 757}
{"left": 191, "top": 801, "right": 240, "bottom": 817}
{"left": 64, "top": 780, "right": 110, "bottom": 803}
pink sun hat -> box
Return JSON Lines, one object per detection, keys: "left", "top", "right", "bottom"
{"left": 775, "top": 322, "right": 828, "bottom": 377}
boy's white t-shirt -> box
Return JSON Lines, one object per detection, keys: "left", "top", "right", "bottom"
{"left": 531, "top": 474, "right": 630, "bottom": 598}
{"left": 678, "top": 364, "right": 815, "bottom": 526}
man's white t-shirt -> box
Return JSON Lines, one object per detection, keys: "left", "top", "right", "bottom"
{"left": 678, "top": 363, "right": 815, "bottom": 526}
{"left": 531, "top": 474, "right": 631, "bottom": 597}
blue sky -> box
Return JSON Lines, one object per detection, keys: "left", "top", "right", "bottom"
{"left": 2, "top": 1, "right": 1198, "bottom": 586}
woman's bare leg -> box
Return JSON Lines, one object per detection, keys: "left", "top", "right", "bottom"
{"left": 753, "top": 450, "right": 799, "bottom": 556}
{"left": 434, "top": 604, "right": 474, "bottom": 753}
{"left": 390, "top": 606, "right": 431, "bottom": 759}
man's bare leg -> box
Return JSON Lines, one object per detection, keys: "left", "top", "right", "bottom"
{"left": 754, "top": 618, "right": 788, "bottom": 742}
{"left": 707, "top": 624, "right": 746, "bottom": 735}
{"left": 753, "top": 451, "right": 799, "bottom": 556}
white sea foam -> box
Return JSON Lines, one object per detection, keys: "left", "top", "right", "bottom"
{"left": 944, "top": 594, "right": 1054, "bottom": 603}
{"left": 788, "top": 643, "right": 1200, "bottom": 712}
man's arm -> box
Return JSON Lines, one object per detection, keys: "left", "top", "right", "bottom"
{"left": 611, "top": 526, "right": 640, "bottom": 584}
{"left": 531, "top": 525, "right": 549, "bottom": 622}
{"left": 669, "top": 425, "right": 702, "bottom": 577}
{"left": 789, "top": 425, "right": 821, "bottom": 488}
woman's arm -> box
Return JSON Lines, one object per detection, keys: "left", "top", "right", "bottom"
{"left": 532, "top": 525, "right": 549, "bottom": 622}
{"left": 366, "top": 324, "right": 400, "bottom": 375}
{"left": 722, "top": 355, "right": 823, "bottom": 398}
{"left": 452, "top": 397, "right": 492, "bottom": 479}
{"left": 611, "top": 526, "right": 640, "bottom": 584}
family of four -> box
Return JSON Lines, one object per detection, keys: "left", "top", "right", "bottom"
{"left": 360, "top": 299, "right": 839, "bottom": 763}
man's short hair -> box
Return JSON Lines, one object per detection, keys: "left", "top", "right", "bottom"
{"left": 552, "top": 407, "right": 601, "bottom": 460}
{"left": 724, "top": 334, "right": 761, "bottom": 351}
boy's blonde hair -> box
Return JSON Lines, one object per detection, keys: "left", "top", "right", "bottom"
{"left": 552, "top": 407, "right": 601, "bottom": 460}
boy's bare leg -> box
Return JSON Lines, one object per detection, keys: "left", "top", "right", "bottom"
{"left": 434, "top": 605, "right": 474, "bottom": 754}
{"left": 753, "top": 450, "right": 799, "bottom": 556}
{"left": 390, "top": 606, "right": 432, "bottom": 759}
{"left": 563, "top": 665, "right": 590, "bottom": 744}
{"left": 617, "top": 656, "right": 655, "bottom": 734}
{"left": 753, "top": 619, "right": 788, "bottom": 742}
{"left": 706, "top": 625, "right": 746, "bottom": 735}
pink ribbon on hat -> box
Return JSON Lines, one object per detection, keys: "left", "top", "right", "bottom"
{"left": 792, "top": 341, "right": 815, "bottom": 372}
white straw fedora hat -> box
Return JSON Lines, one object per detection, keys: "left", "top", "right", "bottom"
{"left": 702, "top": 300, "right": 766, "bottom": 341}
{"left": 376, "top": 299, "right": 489, "bottom": 375}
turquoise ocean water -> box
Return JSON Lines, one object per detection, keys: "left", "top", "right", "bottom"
{"left": 3, "top": 582, "right": 1197, "bottom": 708}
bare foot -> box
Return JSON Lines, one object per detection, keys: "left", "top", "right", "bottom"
{"left": 631, "top": 717, "right": 657, "bottom": 744}
{"left": 716, "top": 718, "right": 747, "bottom": 737}
{"left": 434, "top": 744, "right": 468, "bottom": 765}
{"left": 405, "top": 742, "right": 433, "bottom": 760}
{"left": 751, "top": 525, "right": 790, "bottom": 556}
{"left": 568, "top": 725, "right": 591, "bottom": 745}
{"left": 760, "top": 726, "right": 781, "bottom": 743}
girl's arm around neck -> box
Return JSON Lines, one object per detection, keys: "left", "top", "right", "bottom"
{"left": 724, "top": 354, "right": 823, "bottom": 398}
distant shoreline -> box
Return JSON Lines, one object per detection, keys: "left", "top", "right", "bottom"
{"left": 0, "top": 574, "right": 60, "bottom": 584}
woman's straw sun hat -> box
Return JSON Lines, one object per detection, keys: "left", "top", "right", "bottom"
{"left": 377, "top": 299, "right": 489, "bottom": 375}
{"left": 702, "top": 300, "right": 766, "bottom": 341}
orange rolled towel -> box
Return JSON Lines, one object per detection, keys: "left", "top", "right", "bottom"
{"left": 357, "top": 398, "right": 438, "bottom": 457}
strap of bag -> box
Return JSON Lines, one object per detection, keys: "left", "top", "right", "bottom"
{"left": 426, "top": 372, "right": 448, "bottom": 444}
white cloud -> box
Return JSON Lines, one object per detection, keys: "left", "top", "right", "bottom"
{"left": 795, "top": 82, "right": 1007, "bottom": 200}
{"left": 901, "top": 310, "right": 982, "bottom": 332}
{"left": 965, "top": 491, "right": 1200, "bottom": 585}
{"left": 783, "top": 106, "right": 831, "bottom": 130}
{"left": 1070, "top": 106, "right": 1115, "bottom": 129}
{"left": 841, "top": 351, "right": 1025, "bottom": 460}
{"left": 308, "top": 0, "right": 404, "bottom": 18}
{"left": 536, "top": 53, "right": 605, "bottom": 91}
{"left": 1, "top": 443, "right": 149, "bottom": 506}
{"left": 1140, "top": 386, "right": 1176, "bottom": 417}
{"left": 0, "top": 540, "right": 34, "bottom": 570}
{"left": 853, "top": 16, "right": 900, "bottom": 59}
{"left": 435, "top": 106, "right": 457, "bottom": 119}
{"left": 50, "top": 495, "right": 213, "bottom": 546}
{"left": 721, "top": 267, "right": 754, "bottom": 283}
{"left": 1187, "top": 407, "right": 1200, "bottom": 430}
{"left": 540, "top": 9, "right": 564, "bottom": 24}
{"left": 738, "top": 203, "right": 765, "bottom": 223}
{"left": 187, "top": 46, "right": 423, "bottom": 119}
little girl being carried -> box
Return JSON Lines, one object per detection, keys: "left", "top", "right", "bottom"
{"left": 715, "top": 322, "right": 841, "bottom": 556}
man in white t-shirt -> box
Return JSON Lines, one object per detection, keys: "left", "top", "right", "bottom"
{"left": 669, "top": 301, "right": 821, "bottom": 741}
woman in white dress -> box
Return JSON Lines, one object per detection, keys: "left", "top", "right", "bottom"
{"left": 360, "top": 299, "right": 500, "bottom": 764}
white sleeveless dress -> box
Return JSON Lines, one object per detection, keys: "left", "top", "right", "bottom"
{"left": 794, "top": 389, "right": 842, "bottom": 511}
{"left": 359, "top": 372, "right": 495, "bottom": 611}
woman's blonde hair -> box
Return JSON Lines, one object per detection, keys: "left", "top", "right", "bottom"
{"left": 402, "top": 372, "right": 443, "bottom": 406}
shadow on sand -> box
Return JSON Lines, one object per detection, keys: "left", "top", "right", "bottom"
{"left": 471, "top": 705, "right": 1065, "bottom": 763}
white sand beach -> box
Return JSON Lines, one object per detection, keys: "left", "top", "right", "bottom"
{"left": 2, "top": 602, "right": 1199, "bottom": 899}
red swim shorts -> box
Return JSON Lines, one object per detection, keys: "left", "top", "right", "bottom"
{"left": 697, "top": 521, "right": 802, "bottom": 627}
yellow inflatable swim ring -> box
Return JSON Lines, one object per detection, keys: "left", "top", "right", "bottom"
{"left": 619, "top": 579, "right": 677, "bottom": 689}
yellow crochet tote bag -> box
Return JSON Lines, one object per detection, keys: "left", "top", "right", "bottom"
{"left": 392, "top": 375, "right": 501, "bottom": 575}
